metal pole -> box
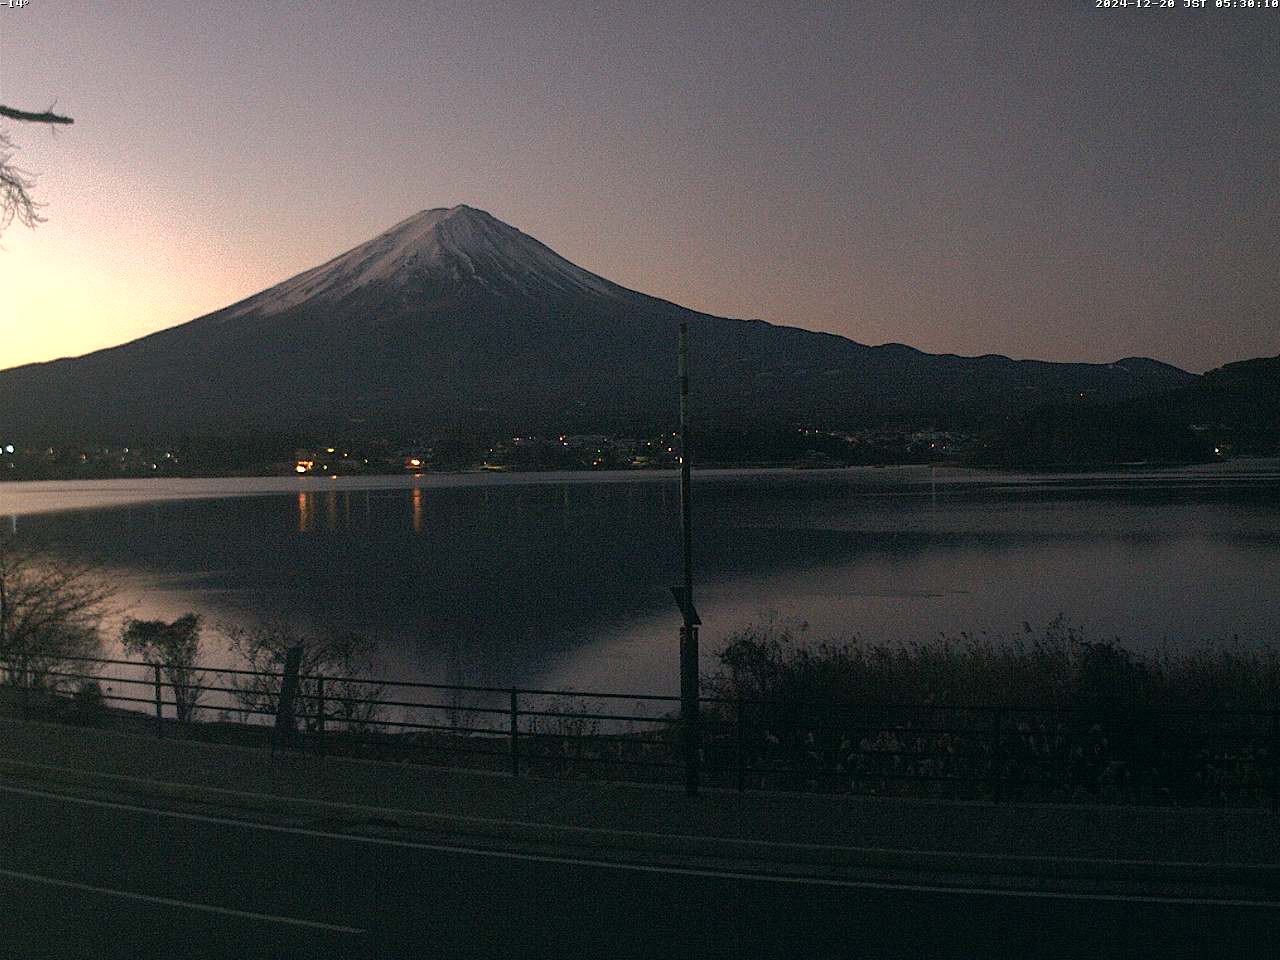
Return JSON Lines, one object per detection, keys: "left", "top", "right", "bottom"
{"left": 316, "top": 675, "right": 326, "bottom": 757}
{"left": 153, "top": 663, "right": 164, "bottom": 739}
{"left": 679, "top": 323, "right": 693, "bottom": 612}
{"left": 678, "top": 321, "right": 700, "bottom": 797}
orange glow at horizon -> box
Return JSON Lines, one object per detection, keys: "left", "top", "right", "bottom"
{"left": 0, "top": 215, "right": 285, "bottom": 370}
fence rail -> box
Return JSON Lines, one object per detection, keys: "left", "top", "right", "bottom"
{"left": 1, "top": 653, "right": 1276, "bottom": 808}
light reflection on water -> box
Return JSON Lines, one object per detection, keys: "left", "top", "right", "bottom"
{"left": 4, "top": 461, "right": 1279, "bottom": 695}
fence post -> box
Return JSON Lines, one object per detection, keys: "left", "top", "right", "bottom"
{"left": 510, "top": 688, "right": 520, "bottom": 777}
{"left": 736, "top": 698, "right": 746, "bottom": 793}
{"left": 316, "top": 675, "right": 326, "bottom": 758}
{"left": 153, "top": 663, "right": 164, "bottom": 739}
{"left": 990, "top": 707, "right": 1003, "bottom": 803}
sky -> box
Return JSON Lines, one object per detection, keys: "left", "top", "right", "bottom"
{"left": 0, "top": 1, "right": 1276, "bottom": 374}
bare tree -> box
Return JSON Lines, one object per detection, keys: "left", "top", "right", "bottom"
{"left": 221, "top": 620, "right": 385, "bottom": 733}
{"left": 121, "top": 614, "right": 206, "bottom": 722}
{"left": 0, "top": 536, "right": 111, "bottom": 695}
{"left": 0, "top": 103, "right": 73, "bottom": 235}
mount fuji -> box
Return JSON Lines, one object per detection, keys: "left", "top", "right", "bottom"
{"left": 0, "top": 205, "right": 1194, "bottom": 440}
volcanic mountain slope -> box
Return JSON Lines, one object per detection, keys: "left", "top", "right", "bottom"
{"left": 0, "top": 205, "right": 1195, "bottom": 440}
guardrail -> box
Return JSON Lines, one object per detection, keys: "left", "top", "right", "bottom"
{"left": 1, "top": 654, "right": 1276, "bottom": 808}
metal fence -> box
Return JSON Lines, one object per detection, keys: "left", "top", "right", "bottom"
{"left": 2, "top": 654, "right": 1276, "bottom": 808}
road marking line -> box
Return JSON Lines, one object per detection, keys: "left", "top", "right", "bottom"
{"left": 1, "top": 756, "right": 1273, "bottom": 871}
{"left": 0, "top": 867, "right": 364, "bottom": 934}
{"left": 1, "top": 781, "right": 1277, "bottom": 908}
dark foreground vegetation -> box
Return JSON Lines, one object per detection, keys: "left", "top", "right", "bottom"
{"left": 701, "top": 618, "right": 1279, "bottom": 804}
{"left": 708, "top": 616, "right": 1280, "bottom": 712}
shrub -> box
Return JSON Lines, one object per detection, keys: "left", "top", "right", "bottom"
{"left": 121, "top": 614, "right": 205, "bottom": 722}
{"left": 69, "top": 680, "right": 106, "bottom": 726}
{"left": 704, "top": 617, "right": 1280, "bottom": 802}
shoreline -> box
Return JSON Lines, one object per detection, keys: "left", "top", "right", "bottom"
{"left": 2, "top": 458, "right": 1276, "bottom": 520}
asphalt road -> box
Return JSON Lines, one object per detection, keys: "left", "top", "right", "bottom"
{"left": 1, "top": 781, "right": 1277, "bottom": 960}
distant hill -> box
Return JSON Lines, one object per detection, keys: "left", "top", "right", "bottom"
{"left": 1193, "top": 355, "right": 1280, "bottom": 433}
{"left": 977, "top": 354, "right": 1280, "bottom": 466}
{"left": 0, "top": 205, "right": 1196, "bottom": 442}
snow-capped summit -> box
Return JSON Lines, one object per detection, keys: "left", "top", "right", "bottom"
{"left": 231, "top": 204, "right": 620, "bottom": 317}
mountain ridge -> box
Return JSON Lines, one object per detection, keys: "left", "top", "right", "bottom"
{"left": 0, "top": 205, "right": 1197, "bottom": 441}
{"left": 978, "top": 353, "right": 1280, "bottom": 465}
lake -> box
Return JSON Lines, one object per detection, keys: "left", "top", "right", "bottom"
{"left": 3, "top": 461, "right": 1278, "bottom": 696}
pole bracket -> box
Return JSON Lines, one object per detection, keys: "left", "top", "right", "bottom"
{"left": 669, "top": 585, "right": 701, "bottom": 625}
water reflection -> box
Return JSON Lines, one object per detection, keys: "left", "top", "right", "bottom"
{"left": 297, "top": 492, "right": 312, "bottom": 533}
{"left": 297, "top": 489, "right": 357, "bottom": 532}
{"left": 294, "top": 481, "right": 452, "bottom": 536}
{"left": 6, "top": 463, "right": 1279, "bottom": 694}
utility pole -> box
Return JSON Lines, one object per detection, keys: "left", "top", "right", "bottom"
{"left": 671, "top": 320, "right": 701, "bottom": 797}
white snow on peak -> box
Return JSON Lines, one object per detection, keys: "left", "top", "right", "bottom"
{"left": 228, "top": 205, "right": 620, "bottom": 317}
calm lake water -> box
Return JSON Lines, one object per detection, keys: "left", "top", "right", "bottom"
{"left": 3, "top": 461, "right": 1278, "bottom": 695}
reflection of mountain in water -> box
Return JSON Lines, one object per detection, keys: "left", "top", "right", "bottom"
{"left": 14, "top": 466, "right": 1280, "bottom": 690}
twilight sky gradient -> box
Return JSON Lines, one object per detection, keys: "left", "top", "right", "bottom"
{"left": 1, "top": 1, "right": 1277, "bottom": 373}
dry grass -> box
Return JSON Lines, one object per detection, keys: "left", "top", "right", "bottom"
{"left": 705, "top": 615, "right": 1280, "bottom": 711}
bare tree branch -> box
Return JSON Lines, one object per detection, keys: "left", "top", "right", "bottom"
{"left": 0, "top": 103, "right": 75, "bottom": 236}
{"left": 0, "top": 104, "right": 74, "bottom": 125}
{"left": 0, "top": 537, "right": 112, "bottom": 694}
{"left": 0, "top": 132, "right": 44, "bottom": 232}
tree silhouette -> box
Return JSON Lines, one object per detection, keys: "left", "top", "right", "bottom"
{"left": 0, "top": 103, "right": 73, "bottom": 235}
{"left": 121, "top": 614, "right": 206, "bottom": 722}
{"left": 0, "top": 536, "right": 110, "bottom": 694}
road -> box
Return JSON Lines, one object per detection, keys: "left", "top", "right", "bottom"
{"left": 1, "top": 780, "right": 1276, "bottom": 959}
